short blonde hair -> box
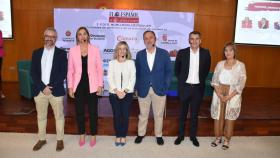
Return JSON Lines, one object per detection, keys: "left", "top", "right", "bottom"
{"left": 113, "top": 41, "right": 132, "bottom": 60}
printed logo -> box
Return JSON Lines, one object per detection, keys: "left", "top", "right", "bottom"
{"left": 109, "top": 11, "right": 139, "bottom": 23}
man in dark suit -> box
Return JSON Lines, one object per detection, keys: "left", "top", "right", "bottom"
{"left": 31, "top": 27, "right": 67, "bottom": 151}
{"left": 134, "top": 30, "right": 172, "bottom": 145}
{"left": 174, "top": 31, "right": 211, "bottom": 147}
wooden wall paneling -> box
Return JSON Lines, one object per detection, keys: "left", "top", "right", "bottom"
{"left": 13, "top": 0, "right": 54, "bottom": 10}
{"left": 2, "top": 0, "right": 280, "bottom": 87}
{"left": 195, "top": 15, "right": 235, "bottom": 71}
{"left": 197, "top": 0, "right": 236, "bottom": 16}
{"left": 237, "top": 46, "right": 280, "bottom": 87}
{"left": 3, "top": 7, "right": 53, "bottom": 81}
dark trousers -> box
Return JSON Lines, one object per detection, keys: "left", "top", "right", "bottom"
{"left": 0, "top": 57, "right": 2, "bottom": 91}
{"left": 109, "top": 93, "right": 133, "bottom": 138}
{"left": 74, "top": 81, "right": 98, "bottom": 135}
{"left": 178, "top": 84, "right": 203, "bottom": 138}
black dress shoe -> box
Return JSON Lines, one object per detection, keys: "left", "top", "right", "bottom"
{"left": 134, "top": 136, "right": 144, "bottom": 144}
{"left": 156, "top": 137, "right": 164, "bottom": 145}
{"left": 174, "top": 136, "right": 185, "bottom": 145}
{"left": 190, "top": 137, "right": 200, "bottom": 147}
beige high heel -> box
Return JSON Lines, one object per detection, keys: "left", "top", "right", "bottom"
{"left": 222, "top": 138, "right": 230, "bottom": 150}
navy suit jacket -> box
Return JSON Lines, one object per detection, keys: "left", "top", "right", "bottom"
{"left": 175, "top": 47, "right": 211, "bottom": 100}
{"left": 31, "top": 47, "right": 67, "bottom": 97}
{"left": 135, "top": 47, "right": 172, "bottom": 97}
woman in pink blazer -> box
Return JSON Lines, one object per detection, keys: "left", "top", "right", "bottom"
{"left": 0, "top": 30, "right": 5, "bottom": 99}
{"left": 67, "top": 27, "right": 103, "bottom": 147}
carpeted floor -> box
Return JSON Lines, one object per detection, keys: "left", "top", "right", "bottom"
{"left": 0, "top": 132, "right": 279, "bottom": 158}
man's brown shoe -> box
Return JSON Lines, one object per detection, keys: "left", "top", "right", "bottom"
{"left": 33, "top": 140, "right": 47, "bottom": 151}
{"left": 56, "top": 140, "right": 64, "bottom": 151}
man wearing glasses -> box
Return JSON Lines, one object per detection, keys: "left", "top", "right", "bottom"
{"left": 31, "top": 27, "right": 67, "bottom": 151}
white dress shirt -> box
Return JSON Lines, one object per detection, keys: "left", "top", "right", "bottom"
{"left": 108, "top": 59, "right": 136, "bottom": 93}
{"left": 146, "top": 48, "right": 156, "bottom": 71}
{"left": 41, "top": 47, "right": 55, "bottom": 85}
{"left": 186, "top": 48, "right": 200, "bottom": 84}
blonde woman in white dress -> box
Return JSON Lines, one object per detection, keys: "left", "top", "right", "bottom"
{"left": 210, "top": 42, "right": 246, "bottom": 150}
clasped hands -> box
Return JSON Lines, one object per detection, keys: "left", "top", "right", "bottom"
{"left": 217, "top": 94, "right": 232, "bottom": 103}
{"left": 43, "top": 86, "right": 52, "bottom": 95}
{"left": 115, "top": 90, "right": 126, "bottom": 99}
{"left": 215, "top": 87, "right": 234, "bottom": 103}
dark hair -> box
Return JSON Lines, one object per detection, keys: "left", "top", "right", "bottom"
{"left": 189, "top": 31, "right": 201, "bottom": 38}
{"left": 143, "top": 30, "right": 156, "bottom": 39}
{"left": 223, "top": 42, "right": 237, "bottom": 59}
{"left": 76, "top": 26, "right": 90, "bottom": 45}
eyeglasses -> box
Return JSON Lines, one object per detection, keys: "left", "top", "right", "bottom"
{"left": 44, "top": 35, "right": 57, "bottom": 39}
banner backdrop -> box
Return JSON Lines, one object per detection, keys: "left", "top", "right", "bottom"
{"left": 54, "top": 8, "right": 194, "bottom": 94}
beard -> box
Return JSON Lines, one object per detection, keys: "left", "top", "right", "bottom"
{"left": 44, "top": 40, "right": 55, "bottom": 47}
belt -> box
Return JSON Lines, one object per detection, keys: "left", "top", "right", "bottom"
{"left": 185, "top": 83, "right": 200, "bottom": 87}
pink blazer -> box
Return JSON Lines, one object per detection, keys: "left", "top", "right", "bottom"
{"left": 67, "top": 44, "right": 103, "bottom": 93}
{"left": 0, "top": 31, "right": 4, "bottom": 57}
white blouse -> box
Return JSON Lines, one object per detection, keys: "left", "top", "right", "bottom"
{"left": 211, "top": 60, "right": 247, "bottom": 120}
{"left": 108, "top": 59, "right": 136, "bottom": 94}
{"left": 218, "top": 68, "right": 233, "bottom": 85}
